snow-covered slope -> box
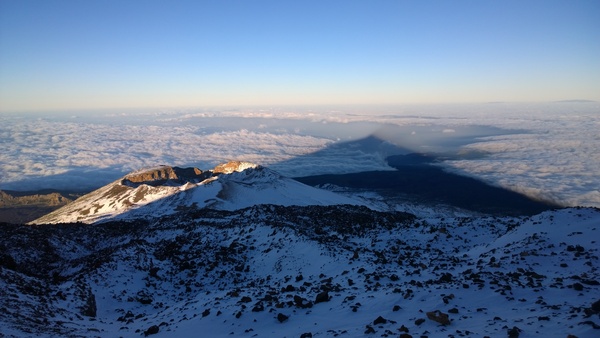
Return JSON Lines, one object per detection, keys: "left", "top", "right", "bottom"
{"left": 2, "top": 205, "right": 599, "bottom": 337}
{"left": 31, "top": 161, "right": 374, "bottom": 224}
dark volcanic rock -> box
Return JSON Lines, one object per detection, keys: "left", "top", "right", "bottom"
{"left": 426, "top": 310, "right": 450, "bottom": 325}
{"left": 144, "top": 325, "right": 159, "bottom": 336}
{"left": 137, "top": 290, "right": 153, "bottom": 304}
{"left": 508, "top": 326, "right": 521, "bottom": 338}
{"left": 0, "top": 252, "right": 17, "bottom": 270}
{"left": 315, "top": 291, "right": 330, "bottom": 304}
{"left": 438, "top": 272, "right": 453, "bottom": 283}
{"left": 277, "top": 313, "right": 289, "bottom": 323}
{"left": 81, "top": 287, "right": 97, "bottom": 317}
{"left": 373, "top": 316, "right": 387, "bottom": 325}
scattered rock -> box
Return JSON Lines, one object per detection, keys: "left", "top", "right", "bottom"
{"left": 144, "top": 325, "right": 159, "bottom": 336}
{"left": 578, "top": 320, "right": 600, "bottom": 329}
{"left": 439, "top": 273, "right": 453, "bottom": 283}
{"left": 507, "top": 326, "right": 521, "bottom": 338}
{"left": 315, "top": 291, "right": 330, "bottom": 304}
{"left": 137, "top": 290, "right": 153, "bottom": 305}
{"left": 426, "top": 310, "right": 450, "bottom": 325}
{"left": 277, "top": 313, "right": 289, "bottom": 323}
{"left": 252, "top": 303, "right": 265, "bottom": 312}
{"left": 0, "top": 253, "right": 17, "bottom": 270}
{"left": 415, "top": 318, "right": 426, "bottom": 326}
{"left": 374, "top": 316, "right": 387, "bottom": 325}
{"left": 81, "top": 287, "right": 97, "bottom": 317}
{"left": 567, "top": 245, "right": 584, "bottom": 253}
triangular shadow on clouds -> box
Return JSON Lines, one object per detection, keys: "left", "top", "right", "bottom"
{"left": 285, "top": 133, "right": 559, "bottom": 216}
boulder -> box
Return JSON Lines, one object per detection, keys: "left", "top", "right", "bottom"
{"left": 277, "top": 313, "right": 289, "bottom": 323}
{"left": 315, "top": 291, "right": 330, "bottom": 304}
{"left": 426, "top": 310, "right": 450, "bottom": 325}
{"left": 373, "top": 316, "right": 387, "bottom": 325}
{"left": 507, "top": 326, "right": 521, "bottom": 338}
{"left": 144, "top": 325, "right": 159, "bottom": 336}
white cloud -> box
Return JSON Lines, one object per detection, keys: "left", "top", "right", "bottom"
{"left": 1, "top": 102, "right": 599, "bottom": 208}
{"left": 0, "top": 116, "right": 336, "bottom": 191}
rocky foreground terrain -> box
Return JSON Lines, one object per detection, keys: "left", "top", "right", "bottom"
{"left": 1, "top": 204, "right": 599, "bottom": 337}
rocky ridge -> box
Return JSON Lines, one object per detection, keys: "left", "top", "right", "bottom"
{"left": 121, "top": 166, "right": 208, "bottom": 187}
{"left": 0, "top": 190, "right": 72, "bottom": 208}
{"left": 0, "top": 190, "right": 77, "bottom": 224}
{"left": 30, "top": 161, "right": 370, "bottom": 225}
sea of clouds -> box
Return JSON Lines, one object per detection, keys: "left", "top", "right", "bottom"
{"left": 1, "top": 102, "right": 598, "bottom": 207}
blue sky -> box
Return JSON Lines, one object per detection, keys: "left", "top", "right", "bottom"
{"left": 1, "top": 0, "right": 599, "bottom": 111}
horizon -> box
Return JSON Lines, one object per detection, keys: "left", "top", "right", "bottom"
{"left": 1, "top": 100, "right": 597, "bottom": 116}
{"left": 1, "top": 1, "right": 599, "bottom": 112}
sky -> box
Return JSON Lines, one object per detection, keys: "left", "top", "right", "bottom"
{"left": 1, "top": 0, "right": 599, "bottom": 112}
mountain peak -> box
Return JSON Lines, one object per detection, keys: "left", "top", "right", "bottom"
{"left": 213, "top": 161, "right": 259, "bottom": 174}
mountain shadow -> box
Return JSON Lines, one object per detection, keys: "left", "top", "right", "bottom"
{"left": 293, "top": 136, "right": 560, "bottom": 216}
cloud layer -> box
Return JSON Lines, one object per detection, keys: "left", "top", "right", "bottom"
{"left": 0, "top": 117, "right": 337, "bottom": 191}
{"left": 1, "top": 102, "right": 598, "bottom": 207}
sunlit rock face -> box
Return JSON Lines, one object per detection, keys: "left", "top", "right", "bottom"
{"left": 122, "top": 166, "right": 208, "bottom": 187}
{"left": 213, "top": 161, "right": 259, "bottom": 174}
